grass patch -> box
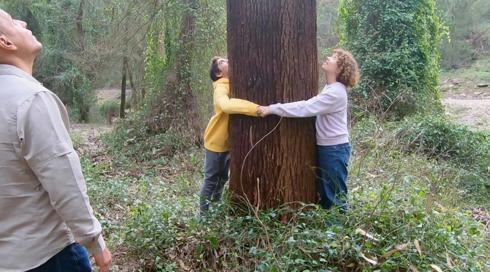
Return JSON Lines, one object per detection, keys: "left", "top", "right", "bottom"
{"left": 393, "top": 114, "right": 490, "bottom": 207}
{"left": 440, "top": 54, "right": 490, "bottom": 94}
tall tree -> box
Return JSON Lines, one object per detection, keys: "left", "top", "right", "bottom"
{"left": 173, "top": 0, "right": 202, "bottom": 143}
{"left": 228, "top": 0, "right": 318, "bottom": 209}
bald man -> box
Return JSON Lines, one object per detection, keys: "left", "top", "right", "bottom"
{"left": 0, "top": 9, "right": 112, "bottom": 272}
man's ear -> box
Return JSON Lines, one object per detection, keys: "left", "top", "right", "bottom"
{"left": 0, "top": 35, "right": 17, "bottom": 51}
{"left": 216, "top": 71, "right": 223, "bottom": 78}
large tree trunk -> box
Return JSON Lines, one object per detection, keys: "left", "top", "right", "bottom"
{"left": 228, "top": 0, "right": 319, "bottom": 209}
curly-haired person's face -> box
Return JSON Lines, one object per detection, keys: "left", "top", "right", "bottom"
{"left": 321, "top": 53, "right": 338, "bottom": 76}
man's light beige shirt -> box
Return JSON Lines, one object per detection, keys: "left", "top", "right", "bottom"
{"left": 0, "top": 64, "right": 105, "bottom": 271}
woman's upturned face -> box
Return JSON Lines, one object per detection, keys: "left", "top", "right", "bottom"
{"left": 321, "top": 53, "right": 338, "bottom": 76}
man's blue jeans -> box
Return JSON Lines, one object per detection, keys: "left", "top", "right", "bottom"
{"left": 316, "top": 143, "right": 352, "bottom": 212}
{"left": 28, "top": 243, "right": 92, "bottom": 272}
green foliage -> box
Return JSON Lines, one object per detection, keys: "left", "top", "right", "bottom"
{"left": 80, "top": 155, "right": 133, "bottom": 239}
{"left": 438, "top": 0, "right": 490, "bottom": 69}
{"left": 0, "top": 0, "right": 99, "bottom": 122}
{"left": 98, "top": 135, "right": 489, "bottom": 271}
{"left": 103, "top": 118, "right": 186, "bottom": 163}
{"left": 126, "top": 205, "right": 488, "bottom": 270}
{"left": 98, "top": 100, "right": 120, "bottom": 120}
{"left": 317, "top": 0, "right": 339, "bottom": 59}
{"left": 338, "top": 0, "right": 446, "bottom": 119}
{"left": 395, "top": 114, "right": 490, "bottom": 201}
{"left": 81, "top": 114, "right": 490, "bottom": 271}
{"left": 396, "top": 115, "right": 490, "bottom": 167}
{"left": 107, "top": 0, "right": 227, "bottom": 162}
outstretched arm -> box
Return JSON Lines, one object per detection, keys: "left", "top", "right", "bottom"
{"left": 215, "top": 85, "right": 259, "bottom": 116}
{"left": 261, "top": 88, "right": 344, "bottom": 118}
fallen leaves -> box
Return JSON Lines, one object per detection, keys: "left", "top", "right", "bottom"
{"left": 382, "top": 243, "right": 409, "bottom": 258}
{"left": 355, "top": 228, "right": 380, "bottom": 243}
{"left": 430, "top": 264, "right": 443, "bottom": 272}
{"left": 359, "top": 252, "right": 378, "bottom": 265}
{"left": 414, "top": 240, "right": 422, "bottom": 256}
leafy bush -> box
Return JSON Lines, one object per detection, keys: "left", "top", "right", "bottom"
{"left": 98, "top": 101, "right": 120, "bottom": 122}
{"left": 338, "top": 0, "right": 446, "bottom": 119}
{"left": 103, "top": 115, "right": 188, "bottom": 163}
{"left": 395, "top": 114, "right": 489, "bottom": 171}
{"left": 440, "top": 39, "right": 477, "bottom": 69}
{"left": 438, "top": 0, "right": 490, "bottom": 69}
{"left": 395, "top": 114, "right": 490, "bottom": 204}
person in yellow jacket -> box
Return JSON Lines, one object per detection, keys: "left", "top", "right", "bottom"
{"left": 200, "top": 56, "right": 259, "bottom": 214}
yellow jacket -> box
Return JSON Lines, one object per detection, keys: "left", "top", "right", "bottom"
{"left": 204, "top": 78, "right": 258, "bottom": 152}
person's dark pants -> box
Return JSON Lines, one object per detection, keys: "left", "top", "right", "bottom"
{"left": 28, "top": 243, "right": 91, "bottom": 272}
{"left": 316, "top": 143, "right": 352, "bottom": 212}
{"left": 200, "top": 149, "right": 230, "bottom": 214}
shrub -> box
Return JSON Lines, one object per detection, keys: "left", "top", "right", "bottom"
{"left": 395, "top": 114, "right": 490, "bottom": 201}
{"left": 395, "top": 114, "right": 489, "bottom": 170}
{"left": 438, "top": 0, "right": 490, "bottom": 69}
{"left": 98, "top": 100, "right": 120, "bottom": 123}
{"left": 338, "top": 0, "right": 446, "bottom": 119}
{"left": 102, "top": 115, "right": 188, "bottom": 163}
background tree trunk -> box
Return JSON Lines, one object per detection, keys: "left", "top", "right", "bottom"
{"left": 120, "top": 56, "right": 128, "bottom": 119}
{"left": 228, "top": 0, "right": 318, "bottom": 209}
{"left": 174, "top": 0, "right": 202, "bottom": 144}
{"left": 76, "top": 0, "right": 85, "bottom": 51}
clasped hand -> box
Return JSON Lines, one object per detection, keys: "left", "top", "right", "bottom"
{"left": 256, "top": 106, "right": 271, "bottom": 117}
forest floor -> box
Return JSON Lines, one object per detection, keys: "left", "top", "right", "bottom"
{"left": 441, "top": 56, "right": 490, "bottom": 131}
{"left": 441, "top": 80, "right": 490, "bottom": 131}
{"left": 70, "top": 61, "right": 490, "bottom": 271}
{"left": 96, "top": 88, "right": 132, "bottom": 103}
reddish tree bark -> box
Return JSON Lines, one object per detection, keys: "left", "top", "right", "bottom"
{"left": 227, "top": 0, "right": 318, "bottom": 209}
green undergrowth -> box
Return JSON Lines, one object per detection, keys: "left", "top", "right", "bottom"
{"left": 81, "top": 118, "right": 489, "bottom": 271}
{"left": 102, "top": 116, "right": 190, "bottom": 165}
{"left": 393, "top": 114, "right": 490, "bottom": 208}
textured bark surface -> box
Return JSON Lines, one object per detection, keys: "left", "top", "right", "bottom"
{"left": 227, "top": 0, "right": 318, "bottom": 209}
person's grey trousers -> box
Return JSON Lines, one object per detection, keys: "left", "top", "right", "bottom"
{"left": 199, "top": 149, "right": 230, "bottom": 214}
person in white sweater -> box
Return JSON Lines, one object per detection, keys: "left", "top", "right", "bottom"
{"left": 258, "top": 49, "right": 360, "bottom": 212}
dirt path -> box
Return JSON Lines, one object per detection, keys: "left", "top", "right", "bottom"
{"left": 441, "top": 77, "right": 490, "bottom": 131}
{"left": 70, "top": 123, "right": 116, "bottom": 168}
{"left": 443, "top": 97, "right": 490, "bottom": 131}
{"left": 96, "top": 88, "right": 132, "bottom": 103}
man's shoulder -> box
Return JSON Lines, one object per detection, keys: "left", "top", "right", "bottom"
{"left": 0, "top": 75, "right": 56, "bottom": 106}
{"left": 1, "top": 74, "right": 44, "bottom": 93}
